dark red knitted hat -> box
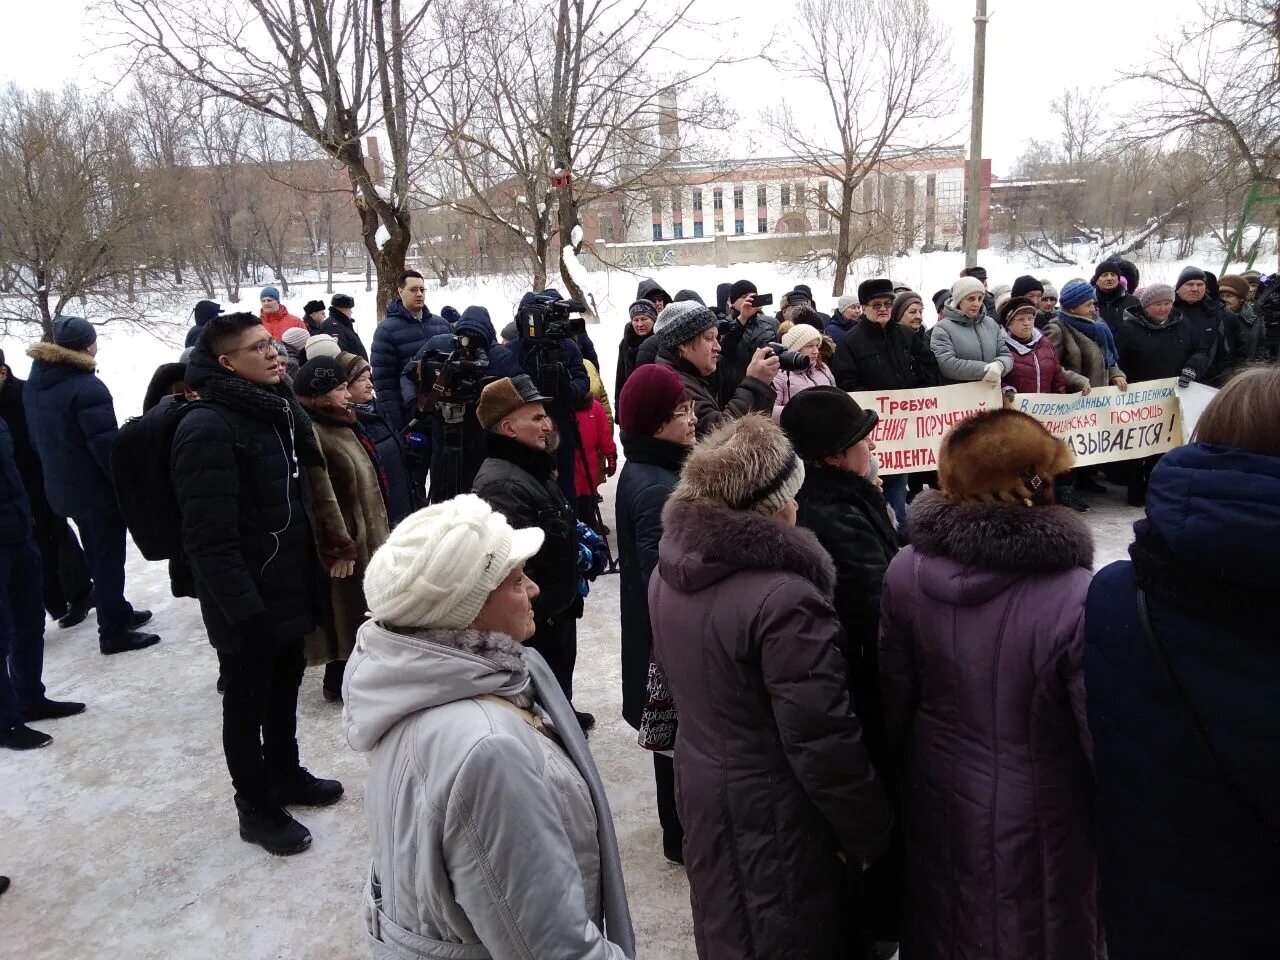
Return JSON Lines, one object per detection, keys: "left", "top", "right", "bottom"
{"left": 619, "top": 364, "right": 688, "bottom": 437}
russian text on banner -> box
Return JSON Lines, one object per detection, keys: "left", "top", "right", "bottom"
{"left": 1010, "top": 378, "right": 1183, "bottom": 467}
{"left": 849, "top": 381, "right": 1001, "bottom": 475}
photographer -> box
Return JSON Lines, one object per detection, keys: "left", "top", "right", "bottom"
{"left": 507, "top": 291, "right": 592, "bottom": 501}
{"left": 655, "top": 300, "right": 777, "bottom": 438}
{"left": 717, "top": 279, "right": 780, "bottom": 406}
{"left": 402, "top": 306, "right": 518, "bottom": 504}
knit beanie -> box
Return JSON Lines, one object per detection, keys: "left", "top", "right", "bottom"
{"left": 363, "top": 494, "right": 544, "bottom": 629}
{"left": 305, "top": 333, "right": 341, "bottom": 359}
{"left": 781, "top": 323, "right": 822, "bottom": 352}
{"left": 938, "top": 409, "right": 1074, "bottom": 505}
{"left": 656, "top": 301, "right": 719, "bottom": 351}
{"left": 331, "top": 293, "right": 355, "bottom": 309}
{"left": 193, "top": 299, "right": 221, "bottom": 324}
{"left": 260, "top": 285, "right": 281, "bottom": 302}
{"left": 52, "top": 316, "right": 97, "bottom": 351}
{"left": 337, "top": 351, "right": 371, "bottom": 385}
{"left": 1011, "top": 275, "right": 1044, "bottom": 299}
{"left": 500, "top": 321, "right": 518, "bottom": 342}
{"left": 293, "top": 356, "right": 346, "bottom": 397}
{"left": 951, "top": 276, "right": 985, "bottom": 305}
{"left": 281, "top": 327, "right": 311, "bottom": 352}
{"left": 1093, "top": 261, "right": 1121, "bottom": 282}
{"left": 836, "top": 293, "right": 859, "bottom": 312}
{"left": 1041, "top": 282, "right": 1059, "bottom": 301}
{"left": 1176, "top": 266, "right": 1207, "bottom": 289}
{"left": 303, "top": 299, "right": 326, "bottom": 316}
{"left": 890, "top": 291, "right": 922, "bottom": 326}
{"left": 673, "top": 413, "right": 805, "bottom": 516}
{"left": 1139, "top": 283, "right": 1175, "bottom": 309}
{"left": 618, "top": 364, "right": 687, "bottom": 437}
{"left": 1059, "top": 278, "right": 1096, "bottom": 311}
{"left": 992, "top": 283, "right": 1011, "bottom": 300}
{"left": 994, "top": 292, "right": 1011, "bottom": 316}
{"left": 1218, "top": 275, "right": 1250, "bottom": 301}
{"left": 727, "top": 279, "right": 757, "bottom": 304}
{"left": 673, "top": 289, "right": 706, "bottom": 305}
{"left": 628, "top": 300, "right": 659, "bottom": 321}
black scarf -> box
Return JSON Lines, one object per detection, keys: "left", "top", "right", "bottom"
{"left": 620, "top": 432, "right": 688, "bottom": 473}
{"left": 198, "top": 371, "right": 324, "bottom": 468}
{"left": 484, "top": 431, "right": 557, "bottom": 481}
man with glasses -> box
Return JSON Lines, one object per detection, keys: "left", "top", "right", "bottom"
{"left": 830, "top": 278, "right": 934, "bottom": 528}
{"left": 173, "top": 312, "right": 343, "bottom": 856}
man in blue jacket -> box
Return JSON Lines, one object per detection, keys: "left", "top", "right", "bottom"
{"left": 24, "top": 318, "right": 159, "bottom": 655}
{"left": 370, "top": 270, "right": 449, "bottom": 436}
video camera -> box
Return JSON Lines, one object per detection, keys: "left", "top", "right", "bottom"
{"left": 414, "top": 332, "right": 490, "bottom": 411}
{"left": 517, "top": 293, "right": 588, "bottom": 342}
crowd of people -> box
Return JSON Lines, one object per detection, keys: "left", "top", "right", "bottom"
{"left": 0, "top": 258, "right": 1276, "bottom": 960}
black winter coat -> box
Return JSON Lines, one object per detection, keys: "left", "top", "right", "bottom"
{"left": 0, "top": 369, "right": 42, "bottom": 506}
{"left": 615, "top": 432, "right": 685, "bottom": 728}
{"left": 614, "top": 324, "right": 652, "bottom": 410}
{"left": 635, "top": 333, "right": 662, "bottom": 369}
{"left": 1173, "top": 295, "right": 1229, "bottom": 381}
{"left": 355, "top": 403, "right": 416, "bottom": 526}
{"left": 655, "top": 347, "right": 773, "bottom": 439}
{"left": 1225, "top": 304, "right": 1263, "bottom": 366}
{"left": 370, "top": 299, "right": 450, "bottom": 434}
{"left": 831, "top": 319, "right": 933, "bottom": 392}
{"left": 636, "top": 278, "right": 671, "bottom": 306}
{"left": 506, "top": 336, "right": 590, "bottom": 499}
{"left": 472, "top": 433, "right": 580, "bottom": 620}
{"left": 1115, "top": 307, "right": 1213, "bottom": 384}
{"left": 172, "top": 348, "right": 322, "bottom": 653}
{"left": 717, "top": 311, "right": 779, "bottom": 406}
{"left": 321, "top": 307, "right": 369, "bottom": 361}
{"left": 23, "top": 342, "right": 120, "bottom": 518}
{"left": 1085, "top": 443, "right": 1280, "bottom": 958}
{"left": 1094, "top": 286, "right": 1140, "bottom": 335}
{"left": 0, "top": 420, "right": 32, "bottom": 545}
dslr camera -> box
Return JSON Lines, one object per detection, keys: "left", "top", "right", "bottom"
{"left": 764, "top": 341, "right": 811, "bottom": 372}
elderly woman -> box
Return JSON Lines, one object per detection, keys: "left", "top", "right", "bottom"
{"left": 770, "top": 318, "right": 836, "bottom": 422}
{"left": 343, "top": 494, "right": 635, "bottom": 959}
{"left": 931, "top": 276, "right": 1013, "bottom": 385}
{"left": 339, "top": 350, "right": 416, "bottom": 527}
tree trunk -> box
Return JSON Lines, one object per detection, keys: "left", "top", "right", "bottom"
{"left": 36, "top": 272, "right": 53, "bottom": 341}
{"left": 326, "top": 218, "right": 334, "bottom": 294}
{"left": 832, "top": 183, "right": 855, "bottom": 296}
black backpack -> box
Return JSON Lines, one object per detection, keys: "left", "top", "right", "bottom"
{"left": 111, "top": 398, "right": 232, "bottom": 561}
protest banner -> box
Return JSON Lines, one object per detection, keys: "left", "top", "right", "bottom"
{"left": 849, "top": 381, "right": 1001, "bottom": 475}
{"left": 1010, "top": 378, "right": 1183, "bottom": 467}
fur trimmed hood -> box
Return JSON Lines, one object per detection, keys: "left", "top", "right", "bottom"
{"left": 27, "top": 341, "right": 96, "bottom": 372}
{"left": 908, "top": 490, "right": 1093, "bottom": 574}
{"left": 659, "top": 498, "right": 836, "bottom": 595}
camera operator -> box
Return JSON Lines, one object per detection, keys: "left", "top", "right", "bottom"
{"left": 717, "top": 279, "right": 780, "bottom": 406}
{"left": 655, "top": 300, "right": 777, "bottom": 438}
{"left": 508, "top": 290, "right": 592, "bottom": 502}
{"left": 402, "top": 306, "right": 518, "bottom": 504}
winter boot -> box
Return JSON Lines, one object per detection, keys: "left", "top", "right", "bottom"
{"left": 235, "top": 796, "right": 312, "bottom": 855}
{"left": 0, "top": 724, "right": 53, "bottom": 751}
{"left": 128, "top": 609, "right": 154, "bottom": 629}
{"left": 99, "top": 630, "right": 161, "bottom": 655}
{"left": 23, "top": 698, "right": 86, "bottom": 723}
{"left": 58, "top": 597, "right": 92, "bottom": 630}
{"left": 271, "top": 767, "right": 344, "bottom": 807}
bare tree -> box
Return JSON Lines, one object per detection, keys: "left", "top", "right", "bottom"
{"left": 1049, "top": 87, "right": 1104, "bottom": 168}
{"left": 766, "top": 0, "right": 956, "bottom": 296}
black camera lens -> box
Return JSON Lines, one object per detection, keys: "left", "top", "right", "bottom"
{"left": 766, "top": 341, "right": 811, "bottom": 372}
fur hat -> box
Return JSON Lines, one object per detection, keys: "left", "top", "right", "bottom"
{"left": 727, "top": 279, "right": 757, "bottom": 304}
{"left": 931, "top": 289, "right": 950, "bottom": 314}
{"left": 1011, "top": 275, "right": 1044, "bottom": 299}
{"left": 938, "top": 409, "right": 1074, "bottom": 505}
{"left": 994, "top": 292, "right": 1011, "bottom": 316}
{"left": 656, "top": 301, "right": 718, "bottom": 351}
{"left": 1059, "top": 278, "right": 1096, "bottom": 311}
{"left": 858, "top": 278, "right": 895, "bottom": 306}
{"left": 305, "top": 333, "right": 341, "bottom": 359}
{"left": 477, "top": 375, "right": 551, "bottom": 431}
{"left": 618, "top": 364, "right": 687, "bottom": 437}
{"left": 836, "top": 293, "right": 859, "bottom": 312}
{"left": 673, "top": 414, "right": 805, "bottom": 516}
{"left": 52, "top": 316, "right": 96, "bottom": 351}
{"left": 363, "top": 494, "right": 544, "bottom": 629}
{"left": 782, "top": 289, "right": 811, "bottom": 310}
{"left": 951, "top": 276, "right": 985, "bottom": 305}
{"left": 991, "top": 283, "right": 1012, "bottom": 300}
{"left": 960, "top": 265, "right": 988, "bottom": 283}
{"left": 1139, "top": 283, "right": 1175, "bottom": 309}
{"left": 780, "top": 386, "right": 878, "bottom": 461}
{"left": 331, "top": 293, "right": 355, "bottom": 309}
{"left": 1218, "top": 274, "right": 1250, "bottom": 301}
{"left": 781, "top": 323, "right": 822, "bottom": 352}
{"left": 303, "top": 299, "right": 326, "bottom": 316}
{"left": 997, "top": 296, "right": 1038, "bottom": 326}
{"left": 260, "top": 285, "right": 281, "bottom": 303}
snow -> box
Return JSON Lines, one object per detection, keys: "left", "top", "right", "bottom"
{"left": 374, "top": 224, "right": 390, "bottom": 250}
{"left": 570, "top": 223, "right": 584, "bottom": 248}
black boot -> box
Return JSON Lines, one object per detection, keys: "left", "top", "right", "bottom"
{"left": 99, "top": 631, "right": 161, "bottom": 655}
{"left": 0, "top": 724, "right": 53, "bottom": 750}
{"left": 235, "top": 795, "right": 312, "bottom": 855}
{"left": 0, "top": 876, "right": 9, "bottom": 897}
{"left": 574, "top": 710, "right": 596, "bottom": 733}
{"left": 23, "top": 698, "right": 86, "bottom": 722}
{"left": 271, "top": 767, "right": 344, "bottom": 807}
{"left": 128, "top": 609, "right": 154, "bottom": 629}
{"left": 58, "top": 598, "right": 92, "bottom": 630}
{"left": 1057, "top": 489, "right": 1090, "bottom": 513}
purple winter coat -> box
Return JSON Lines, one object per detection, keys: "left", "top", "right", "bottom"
{"left": 879, "top": 492, "right": 1101, "bottom": 960}
{"left": 650, "top": 499, "right": 893, "bottom": 960}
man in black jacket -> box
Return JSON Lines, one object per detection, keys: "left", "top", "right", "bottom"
{"left": 717, "top": 279, "right": 780, "bottom": 406}
{"left": 173, "top": 312, "right": 343, "bottom": 856}
{"left": 471, "top": 374, "right": 594, "bottom": 731}
{"left": 1174, "top": 266, "right": 1231, "bottom": 381}
{"left": 1093, "top": 261, "right": 1140, "bottom": 335}
{"left": 321, "top": 294, "right": 368, "bottom": 361}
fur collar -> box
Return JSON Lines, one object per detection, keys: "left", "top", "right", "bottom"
{"left": 396, "top": 626, "right": 529, "bottom": 676}
{"left": 484, "top": 430, "right": 556, "bottom": 480}
{"left": 907, "top": 490, "right": 1093, "bottom": 573}
{"left": 662, "top": 499, "right": 836, "bottom": 593}
{"left": 26, "top": 341, "right": 96, "bottom": 372}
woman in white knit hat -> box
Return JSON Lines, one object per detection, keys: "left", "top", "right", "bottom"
{"left": 343, "top": 494, "right": 635, "bottom": 959}
{"left": 770, "top": 309, "right": 837, "bottom": 423}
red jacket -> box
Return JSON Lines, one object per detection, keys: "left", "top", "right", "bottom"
{"left": 261, "top": 307, "right": 306, "bottom": 342}
{"left": 573, "top": 399, "right": 616, "bottom": 495}
{"left": 1003, "top": 330, "right": 1068, "bottom": 394}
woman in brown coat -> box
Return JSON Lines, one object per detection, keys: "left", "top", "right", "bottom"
{"left": 293, "top": 357, "right": 391, "bottom": 701}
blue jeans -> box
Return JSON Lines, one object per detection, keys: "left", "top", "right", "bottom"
{"left": 882, "top": 473, "right": 908, "bottom": 531}
{"left": 0, "top": 536, "right": 47, "bottom": 728}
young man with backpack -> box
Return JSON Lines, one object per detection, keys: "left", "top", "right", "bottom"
{"left": 171, "top": 312, "right": 343, "bottom": 856}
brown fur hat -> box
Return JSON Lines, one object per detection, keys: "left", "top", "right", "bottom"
{"left": 938, "top": 408, "right": 1074, "bottom": 505}
{"left": 673, "top": 413, "right": 805, "bottom": 515}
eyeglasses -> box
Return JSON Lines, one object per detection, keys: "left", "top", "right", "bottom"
{"left": 229, "top": 339, "right": 278, "bottom": 358}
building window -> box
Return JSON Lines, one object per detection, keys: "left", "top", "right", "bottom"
{"left": 781, "top": 184, "right": 791, "bottom": 207}
{"left": 693, "top": 221, "right": 704, "bottom": 238}
{"left": 794, "top": 183, "right": 804, "bottom": 208}
{"left": 757, "top": 185, "right": 767, "bottom": 207}
{"left": 734, "top": 218, "right": 744, "bottom": 235}
{"left": 715, "top": 218, "right": 724, "bottom": 234}
{"left": 758, "top": 217, "right": 768, "bottom": 234}
{"left": 713, "top": 188, "right": 723, "bottom": 211}
{"left": 671, "top": 188, "right": 683, "bottom": 217}
{"left": 817, "top": 183, "right": 829, "bottom": 230}
{"left": 692, "top": 189, "right": 703, "bottom": 212}
{"left": 652, "top": 223, "right": 662, "bottom": 241}
{"left": 926, "top": 173, "right": 937, "bottom": 197}
{"left": 733, "top": 186, "right": 743, "bottom": 209}
{"left": 673, "top": 223, "right": 683, "bottom": 239}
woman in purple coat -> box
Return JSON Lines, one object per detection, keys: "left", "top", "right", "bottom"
{"left": 880, "top": 408, "right": 1101, "bottom": 960}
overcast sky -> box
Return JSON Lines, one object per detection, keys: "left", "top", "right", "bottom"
{"left": 2, "top": 0, "right": 1205, "bottom": 176}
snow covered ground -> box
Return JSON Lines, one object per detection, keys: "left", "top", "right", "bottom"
{"left": 0, "top": 252, "right": 1155, "bottom": 958}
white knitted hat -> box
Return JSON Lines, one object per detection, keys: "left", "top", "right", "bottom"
{"left": 306, "top": 333, "right": 341, "bottom": 359}
{"left": 363, "top": 495, "right": 544, "bottom": 629}
{"left": 836, "top": 294, "right": 858, "bottom": 311}
{"left": 781, "top": 323, "right": 822, "bottom": 352}
{"left": 951, "top": 276, "right": 985, "bottom": 305}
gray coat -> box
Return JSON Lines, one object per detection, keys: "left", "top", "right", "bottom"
{"left": 344, "top": 622, "right": 634, "bottom": 960}
{"left": 930, "top": 304, "right": 1013, "bottom": 384}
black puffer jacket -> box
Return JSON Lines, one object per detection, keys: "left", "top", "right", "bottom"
{"left": 471, "top": 433, "right": 580, "bottom": 619}
{"left": 655, "top": 346, "right": 773, "bottom": 439}
{"left": 1095, "top": 286, "right": 1141, "bottom": 336}
{"left": 371, "top": 300, "right": 449, "bottom": 433}
{"left": 0, "top": 420, "right": 32, "bottom": 545}
{"left": 614, "top": 324, "right": 652, "bottom": 410}
{"left": 172, "top": 347, "right": 323, "bottom": 653}
{"left": 831, "top": 319, "right": 933, "bottom": 392}
{"left": 321, "top": 307, "right": 369, "bottom": 361}
{"left": 1116, "top": 306, "right": 1214, "bottom": 385}
{"left": 1174, "top": 295, "right": 1230, "bottom": 381}
{"left": 717, "top": 311, "right": 779, "bottom": 406}
{"left": 615, "top": 432, "right": 685, "bottom": 728}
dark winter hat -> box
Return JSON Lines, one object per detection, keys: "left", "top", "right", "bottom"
{"left": 890, "top": 291, "right": 923, "bottom": 326}
{"left": 960, "top": 265, "right": 988, "bottom": 283}
{"left": 294, "top": 356, "right": 347, "bottom": 397}
{"left": 857, "top": 278, "right": 895, "bottom": 306}
{"left": 331, "top": 293, "right": 355, "bottom": 309}
{"left": 727, "top": 279, "right": 758, "bottom": 303}
{"left": 193, "top": 299, "right": 221, "bottom": 324}
{"left": 1058, "top": 278, "right": 1096, "bottom": 311}
{"left": 1242, "top": 270, "right": 1263, "bottom": 282}
{"left": 337, "top": 351, "right": 371, "bottom": 385}
{"left": 673, "top": 289, "right": 706, "bottom": 305}
{"left": 931, "top": 289, "right": 950, "bottom": 314}
{"left": 477, "top": 375, "right": 551, "bottom": 432}
{"left": 260, "top": 285, "right": 281, "bottom": 302}
{"left": 780, "top": 386, "right": 879, "bottom": 461}
{"left": 997, "top": 296, "right": 1039, "bottom": 326}
{"left": 303, "top": 299, "right": 326, "bottom": 316}
{"left": 456, "top": 305, "right": 496, "bottom": 344}
{"left": 1218, "top": 274, "right": 1250, "bottom": 301}
{"left": 628, "top": 300, "right": 659, "bottom": 321}
{"left": 52, "top": 316, "right": 96, "bottom": 351}
{"left": 619, "top": 364, "right": 688, "bottom": 437}
{"left": 441, "top": 305, "right": 461, "bottom": 326}
{"left": 656, "top": 301, "right": 718, "bottom": 351}
{"left": 673, "top": 413, "right": 805, "bottom": 517}
{"left": 1176, "top": 266, "right": 1207, "bottom": 289}
{"left": 1092, "top": 261, "right": 1120, "bottom": 282}
{"left": 1010, "top": 275, "right": 1044, "bottom": 299}
{"left": 715, "top": 282, "right": 732, "bottom": 316}
{"left": 795, "top": 284, "right": 814, "bottom": 301}
{"left": 782, "top": 289, "right": 810, "bottom": 310}
{"left": 1139, "top": 283, "right": 1175, "bottom": 309}
{"left": 938, "top": 408, "right": 1074, "bottom": 505}
{"left": 142, "top": 362, "right": 190, "bottom": 413}
{"left": 500, "top": 321, "right": 518, "bottom": 342}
